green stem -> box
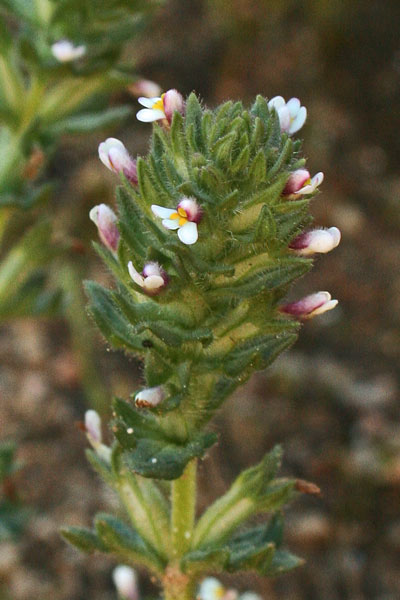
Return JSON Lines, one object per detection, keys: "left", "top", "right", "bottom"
{"left": 164, "top": 459, "right": 197, "bottom": 600}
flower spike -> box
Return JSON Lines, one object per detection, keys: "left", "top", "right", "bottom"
{"left": 136, "top": 89, "right": 185, "bottom": 125}
{"left": 128, "top": 261, "right": 168, "bottom": 295}
{"left": 98, "top": 138, "right": 138, "bottom": 184}
{"left": 151, "top": 197, "right": 202, "bottom": 245}
{"left": 290, "top": 227, "right": 341, "bottom": 255}
{"left": 280, "top": 291, "right": 338, "bottom": 319}
{"left": 51, "top": 40, "right": 86, "bottom": 62}
{"left": 268, "top": 96, "right": 307, "bottom": 135}
{"left": 283, "top": 169, "right": 324, "bottom": 197}
{"left": 89, "top": 204, "right": 120, "bottom": 253}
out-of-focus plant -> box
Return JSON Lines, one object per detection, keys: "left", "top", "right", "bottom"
{"left": 0, "top": 442, "right": 28, "bottom": 542}
{"left": 0, "top": 0, "right": 163, "bottom": 409}
{"left": 62, "top": 91, "right": 340, "bottom": 599}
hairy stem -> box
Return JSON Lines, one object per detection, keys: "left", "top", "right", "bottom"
{"left": 164, "top": 459, "right": 197, "bottom": 600}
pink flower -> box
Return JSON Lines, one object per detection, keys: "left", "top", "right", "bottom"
{"left": 98, "top": 138, "right": 138, "bottom": 184}
{"left": 289, "top": 227, "right": 341, "bottom": 255}
{"left": 129, "top": 79, "right": 162, "bottom": 99}
{"left": 151, "top": 197, "right": 202, "bottom": 245}
{"left": 89, "top": 204, "right": 120, "bottom": 252}
{"left": 283, "top": 169, "right": 324, "bottom": 197}
{"left": 280, "top": 291, "right": 338, "bottom": 319}
{"left": 136, "top": 89, "right": 185, "bottom": 124}
{"left": 128, "top": 261, "right": 168, "bottom": 295}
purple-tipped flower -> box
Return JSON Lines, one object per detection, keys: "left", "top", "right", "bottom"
{"left": 135, "top": 386, "right": 165, "bottom": 408}
{"left": 51, "top": 40, "right": 86, "bottom": 62}
{"left": 151, "top": 197, "right": 202, "bottom": 245}
{"left": 112, "top": 565, "right": 139, "bottom": 600}
{"left": 290, "top": 227, "right": 341, "bottom": 255}
{"left": 136, "top": 89, "right": 185, "bottom": 125}
{"left": 89, "top": 204, "right": 120, "bottom": 252}
{"left": 283, "top": 169, "right": 324, "bottom": 197}
{"left": 128, "top": 261, "right": 168, "bottom": 295}
{"left": 129, "top": 79, "right": 162, "bottom": 99}
{"left": 98, "top": 138, "right": 138, "bottom": 184}
{"left": 280, "top": 291, "right": 338, "bottom": 320}
{"left": 268, "top": 96, "right": 307, "bottom": 135}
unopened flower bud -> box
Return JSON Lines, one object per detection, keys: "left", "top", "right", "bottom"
{"left": 283, "top": 169, "right": 324, "bottom": 197}
{"left": 280, "top": 291, "right": 338, "bottom": 319}
{"left": 135, "top": 386, "right": 165, "bottom": 408}
{"left": 84, "top": 410, "right": 111, "bottom": 461}
{"left": 98, "top": 138, "right": 138, "bottom": 184}
{"left": 128, "top": 261, "right": 168, "bottom": 295}
{"left": 89, "top": 204, "right": 120, "bottom": 252}
{"left": 51, "top": 40, "right": 86, "bottom": 62}
{"left": 129, "top": 79, "right": 162, "bottom": 99}
{"left": 163, "top": 89, "right": 185, "bottom": 123}
{"left": 85, "top": 410, "right": 102, "bottom": 445}
{"left": 289, "top": 227, "right": 341, "bottom": 255}
{"left": 112, "top": 565, "right": 139, "bottom": 600}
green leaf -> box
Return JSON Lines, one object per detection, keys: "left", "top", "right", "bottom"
{"left": 61, "top": 526, "right": 106, "bottom": 554}
{"left": 263, "top": 549, "right": 304, "bottom": 576}
{"left": 122, "top": 432, "right": 217, "bottom": 480}
{"left": 94, "top": 513, "right": 165, "bottom": 571}
{"left": 46, "top": 106, "right": 132, "bottom": 135}
{"left": 181, "top": 546, "right": 230, "bottom": 574}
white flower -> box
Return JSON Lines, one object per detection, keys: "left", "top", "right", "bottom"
{"left": 51, "top": 40, "right": 86, "bottom": 62}
{"left": 128, "top": 261, "right": 168, "bottom": 295}
{"left": 112, "top": 565, "right": 138, "bottom": 600}
{"left": 240, "top": 594, "right": 262, "bottom": 600}
{"left": 136, "top": 89, "right": 184, "bottom": 124}
{"left": 280, "top": 291, "right": 338, "bottom": 320}
{"left": 84, "top": 410, "right": 111, "bottom": 461}
{"left": 289, "top": 227, "right": 341, "bottom": 255}
{"left": 151, "top": 197, "right": 202, "bottom": 245}
{"left": 268, "top": 96, "right": 307, "bottom": 135}
{"left": 98, "top": 138, "right": 137, "bottom": 184}
{"left": 89, "top": 204, "right": 120, "bottom": 252}
{"left": 135, "top": 386, "right": 165, "bottom": 408}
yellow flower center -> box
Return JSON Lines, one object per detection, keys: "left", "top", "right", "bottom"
{"left": 170, "top": 206, "right": 188, "bottom": 227}
{"left": 152, "top": 93, "right": 166, "bottom": 112}
{"left": 304, "top": 177, "right": 311, "bottom": 185}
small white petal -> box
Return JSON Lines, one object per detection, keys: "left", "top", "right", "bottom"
{"left": 311, "top": 299, "right": 338, "bottom": 316}
{"left": 128, "top": 261, "right": 144, "bottom": 287}
{"left": 277, "top": 106, "right": 291, "bottom": 132}
{"left": 143, "top": 275, "right": 165, "bottom": 290}
{"left": 178, "top": 221, "right": 198, "bottom": 245}
{"left": 199, "top": 577, "right": 225, "bottom": 600}
{"left": 286, "top": 97, "right": 301, "bottom": 117}
{"left": 162, "top": 218, "right": 180, "bottom": 230}
{"left": 112, "top": 565, "right": 138, "bottom": 600}
{"left": 151, "top": 205, "right": 176, "bottom": 219}
{"left": 136, "top": 108, "right": 165, "bottom": 122}
{"left": 138, "top": 96, "right": 161, "bottom": 108}
{"left": 312, "top": 171, "right": 324, "bottom": 186}
{"left": 289, "top": 106, "right": 307, "bottom": 134}
{"left": 268, "top": 95, "right": 286, "bottom": 110}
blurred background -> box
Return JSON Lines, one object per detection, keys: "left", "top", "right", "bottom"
{"left": 1, "top": 0, "right": 399, "bottom": 598}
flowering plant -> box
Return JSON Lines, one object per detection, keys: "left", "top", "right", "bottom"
{"left": 63, "top": 90, "right": 340, "bottom": 600}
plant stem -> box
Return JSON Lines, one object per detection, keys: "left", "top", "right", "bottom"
{"left": 164, "top": 459, "right": 197, "bottom": 600}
